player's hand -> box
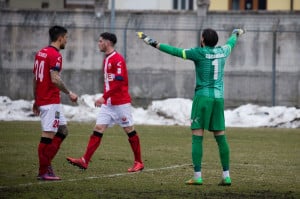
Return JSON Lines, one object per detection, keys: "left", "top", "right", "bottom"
{"left": 32, "top": 102, "right": 40, "bottom": 116}
{"left": 69, "top": 91, "right": 78, "bottom": 103}
{"left": 232, "top": 28, "right": 245, "bottom": 36}
{"left": 136, "top": 32, "right": 158, "bottom": 48}
{"left": 95, "top": 97, "right": 105, "bottom": 107}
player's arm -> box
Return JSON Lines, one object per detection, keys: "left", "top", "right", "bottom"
{"left": 32, "top": 76, "right": 39, "bottom": 115}
{"left": 136, "top": 32, "right": 186, "bottom": 59}
{"left": 224, "top": 28, "right": 245, "bottom": 52}
{"left": 50, "top": 70, "right": 78, "bottom": 102}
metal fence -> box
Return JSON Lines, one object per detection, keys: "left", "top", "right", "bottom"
{"left": 0, "top": 10, "right": 299, "bottom": 107}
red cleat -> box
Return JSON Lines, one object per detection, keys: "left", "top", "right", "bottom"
{"left": 127, "top": 161, "right": 144, "bottom": 172}
{"left": 66, "top": 157, "right": 88, "bottom": 170}
{"left": 37, "top": 173, "right": 61, "bottom": 181}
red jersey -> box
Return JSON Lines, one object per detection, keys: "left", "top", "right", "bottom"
{"left": 102, "top": 51, "right": 131, "bottom": 105}
{"left": 33, "top": 46, "right": 62, "bottom": 106}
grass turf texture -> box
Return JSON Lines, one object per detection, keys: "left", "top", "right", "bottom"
{"left": 0, "top": 121, "right": 299, "bottom": 199}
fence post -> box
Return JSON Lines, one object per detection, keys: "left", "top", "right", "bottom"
{"left": 272, "top": 30, "right": 277, "bottom": 106}
{"left": 271, "top": 18, "right": 280, "bottom": 107}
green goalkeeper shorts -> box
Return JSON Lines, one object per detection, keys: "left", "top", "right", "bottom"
{"left": 190, "top": 96, "right": 225, "bottom": 131}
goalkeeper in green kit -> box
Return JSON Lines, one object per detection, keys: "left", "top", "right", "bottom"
{"left": 137, "top": 28, "right": 244, "bottom": 186}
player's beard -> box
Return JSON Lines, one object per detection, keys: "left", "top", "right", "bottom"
{"left": 60, "top": 44, "right": 65, "bottom": 49}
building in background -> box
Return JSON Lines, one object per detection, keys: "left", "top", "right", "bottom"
{"left": 2, "top": 0, "right": 300, "bottom": 11}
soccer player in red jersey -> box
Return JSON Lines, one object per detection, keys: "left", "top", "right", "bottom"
{"left": 66, "top": 32, "right": 144, "bottom": 172}
{"left": 33, "top": 25, "right": 78, "bottom": 180}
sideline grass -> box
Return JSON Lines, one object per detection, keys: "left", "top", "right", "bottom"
{"left": 0, "top": 121, "right": 299, "bottom": 198}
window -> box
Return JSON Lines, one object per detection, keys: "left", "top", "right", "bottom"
{"left": 64, "top": 0, "right": 94, "bottom": 9}
{"left": 230, "top": 0, "right": 266, "bottom": 10}
{"left": 173, "top": 0, "right": 194, "bottom": 10}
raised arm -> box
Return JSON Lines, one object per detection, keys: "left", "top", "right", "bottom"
{"left": 136, "top": 32, "right": 185, "bottom": 59}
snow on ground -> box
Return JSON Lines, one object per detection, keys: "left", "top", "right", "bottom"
{"left": 0, "top": 95, "right": 299, "bottom": 128}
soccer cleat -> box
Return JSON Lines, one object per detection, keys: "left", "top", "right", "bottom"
{"left": 37, "top": 173, "right": 61, "bottom": 181}
{"left": 47, "top": 165, "right": 55, "bottom": 177}
{"left": 66, "top": 157, "right": 88, "bottom": 170}
{"left": 185, "top": 177, "right": 203, "bottom": 185}
{"left": 127, "top": 161, "right": 144, "bottom": 172}
{"left": 37, "top": 166, "right": 59, "bottom": 180}
{"left": 218, "top": 177, "right": 232, "bottom": 186}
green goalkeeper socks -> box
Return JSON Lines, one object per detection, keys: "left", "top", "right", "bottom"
{"left": 192, "top": 135, "right": 203, "bottom": 172}
{"left": 215, "top": 135, "right": 230, "bottom": 171}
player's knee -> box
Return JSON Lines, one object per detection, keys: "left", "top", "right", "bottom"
{"left": 123, "top": 126, "right": 134, "bottom": 134}
{"left": 57, "top": 125, "right": 68, "bottom": 138}
{"left": 94, "top": 124, "right": 107, "bottom": 133}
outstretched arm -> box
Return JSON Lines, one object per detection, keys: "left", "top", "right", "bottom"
{"left": 136, "top": 32, "right": 185, "bottom": 59}
{"left": 224, "top": 28, "right": 245, "bottom": 53}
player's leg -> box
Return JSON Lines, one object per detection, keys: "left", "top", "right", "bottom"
{"left": 37, "top": 104, "right": 61, "bottom": 180}
{"left": 47, "top": 108, "right": 68, "bottom": 174}
{"left": 67, "top": 105, "right": 110, "bottom": 170}
{"left": 116, "top": 103, "right": 144, "bottom": 172}
{"left": 210, "top": 98, "right": 231, "bottom": 186}
{"left": 185, "top": 129, "right": 204, "bottom": 185}
{"left": 123, "top": 126, "right": 144, "bottom": 172}
{"left": 186, "top": 96, "right": 212, "bottom": 185}
{"left": 214, "top": 131, "right": 231, "bottom": 186}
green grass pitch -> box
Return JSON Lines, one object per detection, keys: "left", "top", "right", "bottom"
{"left": 0, "top": 121, "right": 299, "bottom": 198}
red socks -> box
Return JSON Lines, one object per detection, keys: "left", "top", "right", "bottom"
{"left": 38, "top": 137, "right": 52, "bottom": 175}
{"left": 38, "top": 133, "right": 65, "bottom": 175}
{"left": 128, "top": 131, "right": 142, "bottom": 163}
{"left": 83, "top": 131, "right": 103, "bottom": 163}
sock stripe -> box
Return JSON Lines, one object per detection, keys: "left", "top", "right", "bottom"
{"left": 127, "top": 130, "right": 137, "bottom": 138}
{"left": 93, "top": 131, "right": 103, "bottom": 138}
{"left": 40, "top": 137, "right": 52, "bottom": 144}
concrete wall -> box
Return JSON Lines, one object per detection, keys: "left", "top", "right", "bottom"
{"left": 0, "top": 9, "right": 299, "bottom": 108}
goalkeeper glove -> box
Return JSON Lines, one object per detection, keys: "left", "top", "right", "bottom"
{"left": 136, "top": 32, "right": 158, "bottom": 48}
{"left": 232, "top": 28, "right": 245, "bottom": 36}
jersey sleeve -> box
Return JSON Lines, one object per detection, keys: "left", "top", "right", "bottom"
{"left": 49, "top": 54, "right": 62, "bottom": 72}
{"left": 159, "top": 44, "right": 185, "bottom": 58}
{"left": 221, "top": 34, "right": 238, "bottom": 56}
{"left": 159, "top": 44, "right": 201, "bottom": 62}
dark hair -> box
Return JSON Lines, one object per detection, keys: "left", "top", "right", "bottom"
{"left": 202, "top": 28, "right": 218, "bottom": 47}
{"left": 49, "top": 26, "right": 67, "bottom": 42}
{"left": 100, "top": 32, "right": 117, "bottom": 45}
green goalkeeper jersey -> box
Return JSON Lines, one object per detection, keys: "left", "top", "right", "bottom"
{"left": 159, "top": 34, "right": 238, "bottom": 98}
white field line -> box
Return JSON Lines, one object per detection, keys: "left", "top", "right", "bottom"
{"left": 0, "top": 164, "right": 191, "bottom": 189}
{"left": 1, "top": 162, "right": 292, "bottom": 189}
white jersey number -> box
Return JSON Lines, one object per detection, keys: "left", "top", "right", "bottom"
{"left": 34, "top": 60, "right": 45, "bottom": 82}
{"left": 212, "top": 59, "right": 219, "bottom": 80}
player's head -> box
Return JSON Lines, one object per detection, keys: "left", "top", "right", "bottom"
{"left": 201, "top": 28, "right": 218, "bottom": 47}
{"left": 49, "top": 25, "right": 68, "bottom": 49}
{"left": 98, "top": 32, "right": 117, "bottom": 53}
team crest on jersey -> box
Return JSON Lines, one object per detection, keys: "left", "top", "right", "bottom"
{"left": 117, "top": 68, "right": 121, "bottom": 74}
{"left": 117, "top": 61, "right": 122, "bottom": 67}
{"left": 55, "top": 111, "right": 60, "bottom": 119}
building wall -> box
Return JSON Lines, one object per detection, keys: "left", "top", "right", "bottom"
{"left": 210, "top": 0, "right": 228, "bottom": 11}
{"left": 111, "top": 0, "right": 172, "bottom": 10}
{"left": 5, "top": 0, "right": 300, "bottom": 11}
{"left": 268, "top": 0, "right": 291, "bottom": 10}
{"left": 9, "top": 0, "right": 64, "bottom": 9}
